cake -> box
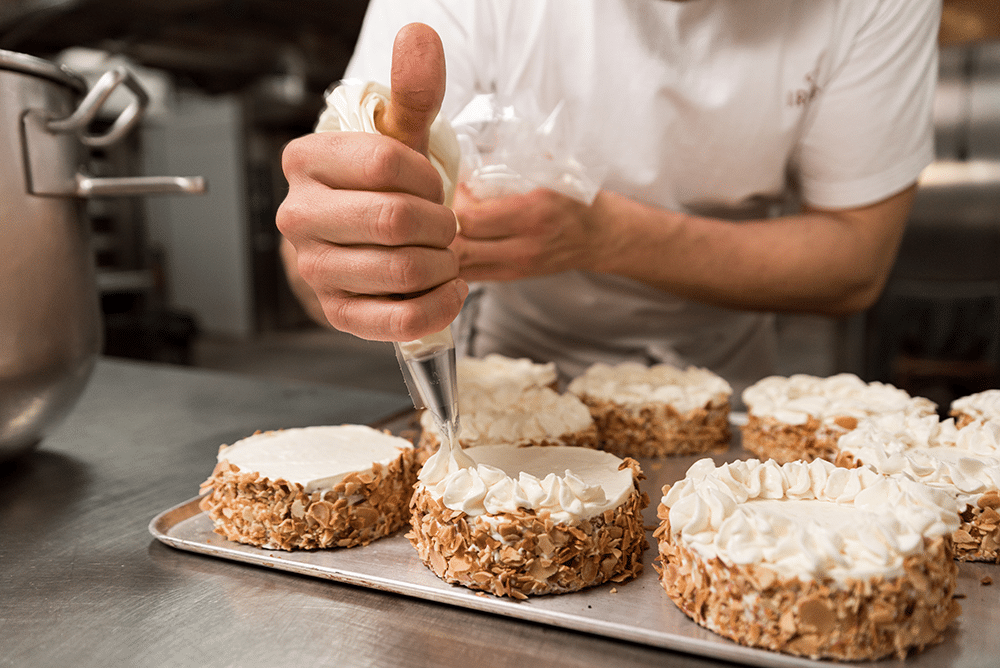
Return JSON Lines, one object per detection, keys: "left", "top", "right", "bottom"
{"left": 836, "top": 413, "right": 1000, "bottom": 562}
{"left": 567, "top": 361, "right": 732, "bottom": 458}
{"left": 408, "top": 441, "right": 648, "bottom": 598}
{"left": 418, "top": 384, "right": 598, "bottom": 455}
{"left": 654, "top": 457, "right": 961, "bottom": 661}
{"left": 199, "top": 425, "right": 418, "bottom": 550}
{"left": 951, "top": 389, "right": 1000, "bottom": 427}
{"left": 457, "top": 353, "right": 558, "bottom": 394}
{"left": 740, "top": 373, "right": 937, "bottom": 464}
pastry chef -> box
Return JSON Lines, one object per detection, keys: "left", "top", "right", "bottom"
{"left": 276, "top": 0, "right": 940, "bottom": 397}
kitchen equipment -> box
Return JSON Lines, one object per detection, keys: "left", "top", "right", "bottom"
{"left": 0, "top": 49, "right": 205, "bottom": 462}
{"left": 395, "top": 331, "right": 460, "bottom": 447}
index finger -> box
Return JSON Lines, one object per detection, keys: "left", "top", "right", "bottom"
{"left": 282, "top": 131, "right": 446, "bottom": 205}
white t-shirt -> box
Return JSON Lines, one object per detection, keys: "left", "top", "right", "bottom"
{"left": 343, "top": 0, "right": 939, "bottom": 395}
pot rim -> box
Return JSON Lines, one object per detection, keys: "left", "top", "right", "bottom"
{"left": 0, "top": 48, "right": 86, "bottom": 93}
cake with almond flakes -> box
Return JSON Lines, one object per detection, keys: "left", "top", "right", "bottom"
{"left": 199, "top": 425, "right": 417, "bottom": 550}
{"left": 654, "top": 457, "right": 961, "bottom": 661}
{"left": 417, "top": 383, "right": 598, "bottom": 456}
{"left": 836, "top": 412, "right": 1000, "bottom": 563}
{"left": 567, "top": 361, "right": 732, "bottom": 458}
{"left": 408, "top": 441, "right": 648, "bottom": 598}
{"left": 740, "top": 373, "right": 937, "bottom": 464}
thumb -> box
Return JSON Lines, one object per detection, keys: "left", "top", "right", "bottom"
{"left": 376, "top": 22, "right": 446, "bottom": 157}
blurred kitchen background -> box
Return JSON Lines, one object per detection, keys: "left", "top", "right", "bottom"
{"left": 1, "top": 0, "right": 998, "bottom": 407}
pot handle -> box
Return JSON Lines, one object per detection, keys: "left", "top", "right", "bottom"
{"left": 76, "top": 174, "right": 206, "bottom": 196}
{"left": 21, "top": 64, "right": 207, "bottom": 198}
{"left": 46, "top": 66, "right": 149, "bottom": 149}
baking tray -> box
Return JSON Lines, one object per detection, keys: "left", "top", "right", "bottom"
{"left": 150, "top": 411, "right": 997, "bottom": 668}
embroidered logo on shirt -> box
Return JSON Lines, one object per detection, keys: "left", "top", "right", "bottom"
{"left": 787, "top": 71, "right": 821, "bottom": 107}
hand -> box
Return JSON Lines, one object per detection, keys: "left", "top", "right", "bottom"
{"left": 451, "top": 183, "right": 609, "bottom": 282}
{"left": 275, "top": 23, "right": 468, "bottom": 342}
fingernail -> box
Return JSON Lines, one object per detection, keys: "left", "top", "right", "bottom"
{"left": 456, "top": 278, "right": 470, "bottom": 302}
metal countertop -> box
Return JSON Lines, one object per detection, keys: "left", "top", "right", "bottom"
{"left": 0, "top": 358, "right": 729, "bottom": 668}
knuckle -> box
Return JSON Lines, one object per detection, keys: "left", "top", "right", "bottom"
{"left": 295, "top": 248, "right": 323, "bottom": 284}
{"left": 385, "top": 251, "right": 424, "bottom": 292}
{"left": 390, "top": 303, "right": 432, "bottom": 342}
{"left": 364, "top": 140, "right": 404, "bottom": 188}
{"left": 280, "top": 136, "right": 310, "bottom": 179}
{"left": 363, "top": 194, "right": 407, "bottom": 245}
{"left": 326, "top": 295, "right": 356, "bottom": 332}
{"left": 296, "top": 244, "right": 336, "bottom": 286}
{"left": 275, "top": 197, "right": 304, "bottom": 235}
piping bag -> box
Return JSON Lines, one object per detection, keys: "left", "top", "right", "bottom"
{"left": 314, "top": 24, "right": 462, "bottom": 449}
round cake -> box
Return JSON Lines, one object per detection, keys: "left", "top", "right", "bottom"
{"left": 951, "top": 389, "right": 1000, "bottom": 428}
{"left": 408, "top": 442, "right": 648, "bottom": 598}
{"left": 418, "top": 384, "right": 598, "bottom": 455}
{"left": 199, "top": 425, "right": 418, "bottom": 550}
{"left": 457, "top": 353, "right": 558, "bottom": 394}
{"left": 836, "top": 413, "right": 1000, "bottom": 563}
{"left": 567, "top": 362, "right": 732, "bottom": 458}
{"left": 740, "top": 373, "right": 937, "bottom": 464}
{"left": 654, "top": 457, "right": 961, "bottom": 661}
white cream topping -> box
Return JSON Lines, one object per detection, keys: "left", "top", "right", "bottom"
{"left": 216, "top": 425, "right": 413, "bottom": 493}
{"left": 457, "top": 353, "right": 557, "bottom": 394}
{"left": 741, "top": 373, "right": 936, "bottom": 427}
{"left": 419, "top": 444, "right": 634, "bottom": 524}
{"left": 567, "top": 362, "right": 732, "bottom": 415}
{"left": 952, "top": 389, "right": 1000, "bottom": 423}
{"left": 838, "top": 413, "right": 1000, "bottom": 507}
{"left": 421, "top": 385, "right": 593, "bottom": 447}
{"left": 662, "top": 457, "right": 959, "bottom": 584}
{"left": 316, "top": 80, "right": 460, "bottom": 206}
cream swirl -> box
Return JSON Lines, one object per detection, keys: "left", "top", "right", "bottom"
{"left": 568, "top": 362, "right": 731, "bottom": 415}
{"left": 741, "top": 373, "right": 936, "bottom": 426}
{"left": 421, "top": 385, "right": 593, "bottom": 448}
{"left": 419, "top": 444, "right": 635, "bottom": 524}
{"left": 838, "top": 414, "right": 1000, "bottom": 506}
{"left": 952, "top": 389, "right": 1000, "bottom": 423}
{"left": 662, "top": 458, "right": 959, "bottom": 583}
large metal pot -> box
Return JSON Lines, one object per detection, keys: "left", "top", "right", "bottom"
{"left": 0, "top": 49, "right": 204, "bottom": 461}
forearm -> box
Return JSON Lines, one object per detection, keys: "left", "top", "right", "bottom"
{"left": 589, "top": 185, "right": 916, "bottom": 316}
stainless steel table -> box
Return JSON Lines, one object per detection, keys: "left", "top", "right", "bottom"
{"left": 0, "top": 358, "right": 727, "bottom": 668}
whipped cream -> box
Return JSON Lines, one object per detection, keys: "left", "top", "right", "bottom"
{"left": 458, "top": 353, "right": 557, "bottom": 394}
{"left": 419, "top": 444, "right": 634, "bottom": 524}
{"left": 217, "top": 425, "right": 413, "bottom": 493}
{"left": 662, "top": 457, "right": 959, "bottom": 584}
{"left": 316, "top": 80, "right": 460, "bottom": 206}
{"left": 421, "top": 385, "right": 593, "bottom": 447}
{"left": 568, "top": 362, "right": 732, "bottom": 415}
{"left": 952, "top": 389, "right": 1000, "bottom": 423}
{"left": 742, "top": 373, "right": 936, "bottom": 427}
{"left": 838, "top": 413, "right": 1000, "bottom": 508}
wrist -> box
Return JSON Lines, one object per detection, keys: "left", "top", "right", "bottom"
{"left": 586, "top": 190, "right": 624, "bottom": 275}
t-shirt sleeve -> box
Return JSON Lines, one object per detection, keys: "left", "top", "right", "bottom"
{"left": 796, "top": 0, "right": 941, "bottom": 210}
{"left": 342, "top": 0, "right": 480, "bottom": 120}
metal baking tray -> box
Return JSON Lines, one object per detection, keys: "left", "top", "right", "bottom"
{"left": 150, "top": 411, "right": 997, "bottom": 668}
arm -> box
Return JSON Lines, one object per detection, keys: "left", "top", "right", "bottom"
{"left": 451, "top": 182, "right": 916, "bottom": 316}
